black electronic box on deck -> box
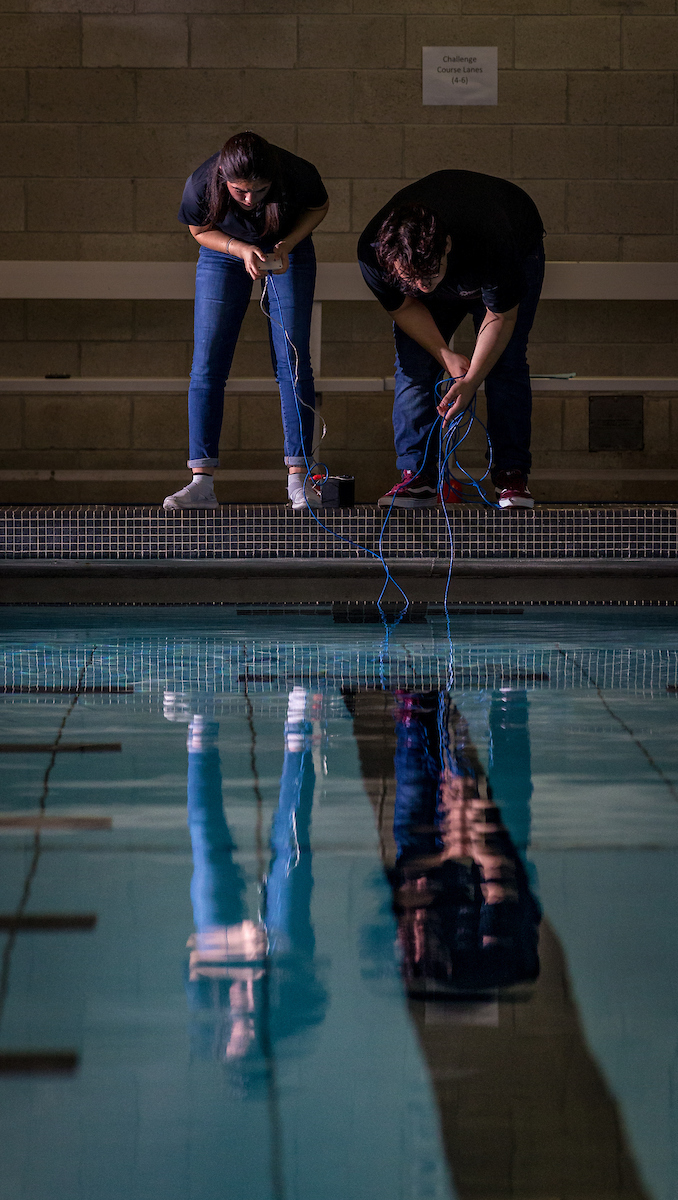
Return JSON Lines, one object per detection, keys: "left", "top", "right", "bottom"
{"left": 320, "top": 475, "right": 355, "bottom": 508}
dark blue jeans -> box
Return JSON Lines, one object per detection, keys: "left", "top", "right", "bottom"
{"left": 188, "top": 238, "right": 317, "bottom": 468}
{"left": 392, "top": 245, "right": 545, "bottom": 480}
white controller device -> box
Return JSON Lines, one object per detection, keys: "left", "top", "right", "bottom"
{"left": 259, "top": 254, "right": 283, "bottom": 273}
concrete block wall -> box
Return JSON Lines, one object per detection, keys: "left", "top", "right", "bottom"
{"left": 1, "top": 1, "right": 677, "bottom": 501}
{"left": 2, "top": 4, "right": 677, "bottom": 264}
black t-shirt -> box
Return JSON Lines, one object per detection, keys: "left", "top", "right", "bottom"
{"left": 358, "top": 171, "right": 545, "bottom": 313}
{"left": 178, "top": 146, "right": 328, "bottom": 245}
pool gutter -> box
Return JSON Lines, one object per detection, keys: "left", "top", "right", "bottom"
{"left": 2, "top": 557, "right": 676, "bottom": 605}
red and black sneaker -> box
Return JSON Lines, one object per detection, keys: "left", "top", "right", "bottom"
{"left": 494, "top": 469, "right": 534, "bottom": 509}
{"left": 378, "top": 469, "right": 438, "bottom": 510}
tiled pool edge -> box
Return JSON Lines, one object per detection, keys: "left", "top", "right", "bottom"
{"left": 1, "top": 504, "right": 677, "bottom": 561}
{"left": 1, "top": 504, "right": 676, "bottom": 604}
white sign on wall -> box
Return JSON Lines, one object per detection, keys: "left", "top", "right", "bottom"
{"left": 422, "top": 46, "right": 498, "bottom": 106}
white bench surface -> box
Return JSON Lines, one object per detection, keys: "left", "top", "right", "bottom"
{"left": 1, "top": 260, "right": 677, "bottom": 300}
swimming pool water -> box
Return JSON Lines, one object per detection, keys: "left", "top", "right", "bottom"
{"left": 0, "top": 607, "right": 677, "bottom": 1200}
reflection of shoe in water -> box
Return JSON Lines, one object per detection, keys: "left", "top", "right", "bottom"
{"left": 285, "top": 686, "right": 311, "bottom": 751}
{"left": 187, "top": 714, "right": 219, "bottom": 752}
{"left": 187, "top": 920, "right": 268, "bottom": 961}
{"left": 187, "top": 921, "right": 269, "bottom": 980}
{"left": 163, "top": 691, "right": 192, "bottom": 722}
{"left": 394, "top": 690, "right": 438, "bottom": 725}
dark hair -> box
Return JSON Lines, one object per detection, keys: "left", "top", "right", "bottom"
{"left": 375, "top": 202, "right": 448, "bottom": 296}
{"left": 206, "top": 131, "right": 282, "bottom": 236}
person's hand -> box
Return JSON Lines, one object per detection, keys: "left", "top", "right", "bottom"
{"left": 437, "top": 376, "right": 477, "bottom": 426}
{"left": 240, "top": 244, "right": 267, "bottom": 280}
{"left": 272, "top": 241, "right": 290, "bottom": 274}
{"left": 441, "top": 350, "right": 471, "bottom": 379}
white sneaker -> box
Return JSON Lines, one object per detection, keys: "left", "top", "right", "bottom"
{"left": 163, "top": 476, "right": 219, "bottom": 511}
{"left": 288, "top": 473, "right": 321, "bottom": 511}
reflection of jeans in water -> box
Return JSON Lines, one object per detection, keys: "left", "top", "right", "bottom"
{"left": 390, "top": 691, "right": 540, "bottom": 991}
{"left": 393, "top": 695, "right": 443, "bottom": 864}
{"left": 187, "top": 745, "right": 246, "bottom": 931}
{"left": 266, "top": 736, "right": 316, "bottom": 958}
{"left": 185, "top": 721, "right": 326, "bottom": 1071}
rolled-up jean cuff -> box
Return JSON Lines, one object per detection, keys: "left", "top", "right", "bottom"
{"left": 187, "top": 457, "right": 219, "bottom": 469}
{"left": 284, "top": 456, "right": 307, "bottom": 467}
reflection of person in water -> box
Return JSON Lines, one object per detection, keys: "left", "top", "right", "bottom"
{"left": 390, "top": 690, "right": 541, "bottom": 995}
{"left": 183, "top": 690, "right": 327, "bottom": 1092}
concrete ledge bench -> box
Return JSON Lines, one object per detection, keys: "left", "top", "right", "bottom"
{"left": 1, "top": 259, "right": 677, "bottom": 379}
{"left": 2, "top": 260, "right": 677, "bottom": 504}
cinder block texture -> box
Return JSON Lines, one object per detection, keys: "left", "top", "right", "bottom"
{"left": 0, "top": 14, "right": 79, "bottom": 66}
{"left": 244, "top": 70, "right": 352, "bottom": 124}
{"left": 26, "top": 300, "right": 134, "bottom": 341}
{"left": 515, "top": 16, "right": 620, "bottom": 69}
{"left": 568, "top": 182, "right": 674, "bottom": 236}
{"left": 24, "top": 395, "right": 132, "bottom": 448}
{"left": 26, "top": 179, "right": 134, "bottom": 231}
{"left": 0, "top": 179, "right": 25, "bottom": 231}
{"left": 79, "top": 125, "right": 190, "bottom": 178}
{"left": 622, "top": 17, "right": 678, "bottom": 70}
{"left": 190, "top": 16, "right": 296, "bottom": 68}
{"left": 568, "top": 72, "right": 674, "bottom": 126}
{"left": 83, "top": 15, "right": 188, "bottom": 67}
{"left": 0, "top": 69, "right": 28, "bottom": 120}
{"left": 137, "top": 68, "right": 242, "bottom": 123}
{"left": 0, "top": 397, "right": 22, "bottom": 449}
{"left": 28, "top": 69, "right": 136, "bottom": 122}
{"left": 298, "top": 15, "right": 405, "bottom": 69}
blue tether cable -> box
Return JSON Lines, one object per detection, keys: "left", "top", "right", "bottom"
{"left": 265, "top": 278, "right": 502, "bottom": 627}
{"left": 266, "top": 275, "right": 411, "bottom": 616}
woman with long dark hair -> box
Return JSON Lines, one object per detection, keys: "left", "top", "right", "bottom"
{"left": 165, "top": 131, "right": 329, "bottom": 511}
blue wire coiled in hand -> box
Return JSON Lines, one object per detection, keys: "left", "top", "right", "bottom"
{"left": 265, "top": 276, "right": 499, "bottom": 625}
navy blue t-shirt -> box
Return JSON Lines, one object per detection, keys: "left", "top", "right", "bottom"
{"left": 358, "top": 171, "right": 545, "bottom": 314}
{"left": 178, "top": 146, "right": 328, "bottom": 246}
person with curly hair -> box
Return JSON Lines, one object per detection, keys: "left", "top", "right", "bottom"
{"left": 358, "top": 172, "right": 545, "bottom": 510}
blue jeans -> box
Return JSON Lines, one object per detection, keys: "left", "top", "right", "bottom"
{"left": 188, "top": 238, "right": 317, "bottom": 468}
{"left": 392, "top": 244, "right": 545, "bottom": 480}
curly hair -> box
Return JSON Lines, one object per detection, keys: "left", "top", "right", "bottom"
{"left": 206, "top": 131, "right": 283, "bottom": 236}
{"left": 374, "top": 203, "right": 449, "bottom": 296}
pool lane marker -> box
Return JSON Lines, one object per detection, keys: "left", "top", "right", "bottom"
{"left": 0, "top": 742, "right": 121, "bottom": 753}
{"left": 0, "top": 914, "right": 97, "bottom": 931}
{"left": 0, "top": 648, "right": 107, "bottom": 1072}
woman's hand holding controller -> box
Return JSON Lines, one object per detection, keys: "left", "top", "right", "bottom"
{"left": 271, "top": 241, "right": 290, "bottom": 274}
{"left": 238, "top": 244, "right": 268, "bottom": 280}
